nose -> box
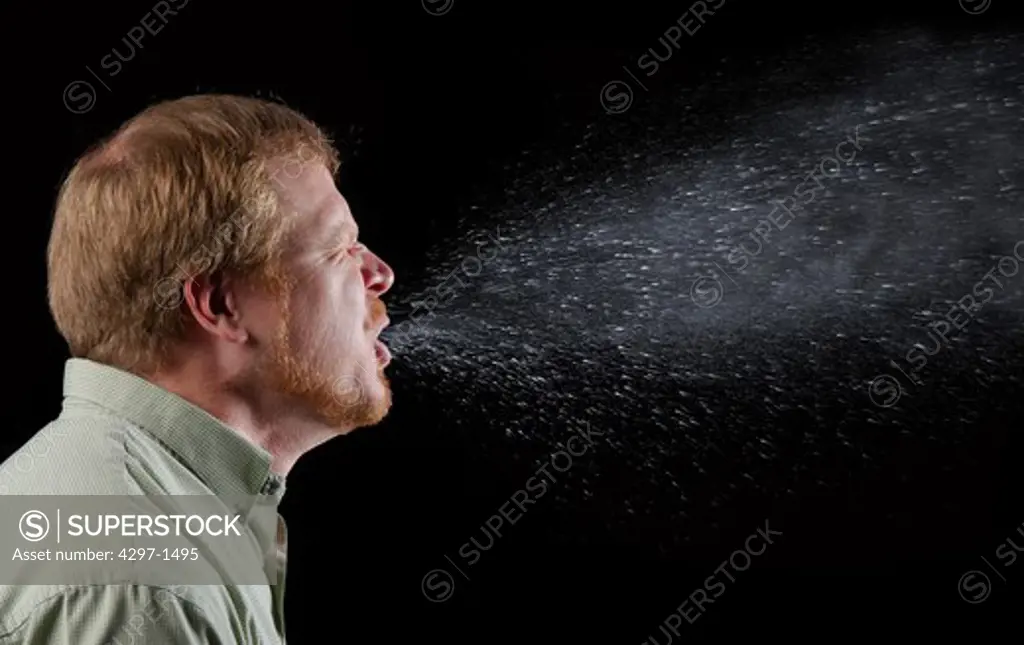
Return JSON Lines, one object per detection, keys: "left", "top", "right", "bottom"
{"left": 359, "top": 246, "right": 394, "bottom": 296}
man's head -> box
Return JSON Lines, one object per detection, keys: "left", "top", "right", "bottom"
{"left": 48, "top": 94, "right": 395, "bottom": 435}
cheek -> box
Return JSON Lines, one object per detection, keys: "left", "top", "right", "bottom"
{"left": 298, "top": 270, "right": 365, "bottom": 350}
{"left": 338, "top": 269, "right": 367, "bottom": 323}
{"left": 282, "top": 276, "right": 332, "bottom": 346}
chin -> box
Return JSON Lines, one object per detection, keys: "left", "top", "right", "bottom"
{"left": 326, "top": 363, "right": 392, "bottom": 430}
{"left": 362, "top": 370, "right": 393, "bottom": 423}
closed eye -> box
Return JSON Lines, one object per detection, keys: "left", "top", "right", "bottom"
{"left": 334, "top": 240, "right": 362, "bottom": 261}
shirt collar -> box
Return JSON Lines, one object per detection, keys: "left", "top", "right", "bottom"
{"left": 61, "top": 358, "right": 286, "bottom": 511}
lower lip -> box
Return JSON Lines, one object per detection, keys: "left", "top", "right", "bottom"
{"left": 374, "top": 339, "right": 391, "bottom": 366}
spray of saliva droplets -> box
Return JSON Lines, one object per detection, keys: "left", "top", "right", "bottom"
{"left": 380, "top": 27, "right": 1024, "bottom": 523}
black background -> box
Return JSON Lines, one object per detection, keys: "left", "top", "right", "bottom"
{"left": 8, "top": 0, "right": 1024, "bottom": 642}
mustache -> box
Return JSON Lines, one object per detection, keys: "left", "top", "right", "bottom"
{"left": 368, "top": 298, "right": 387, "bottom": 327}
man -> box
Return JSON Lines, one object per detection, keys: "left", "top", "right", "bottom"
{"left": 0, "top": 94, "right": 395, "bottom": 643}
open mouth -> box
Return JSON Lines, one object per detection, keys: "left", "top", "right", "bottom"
{"left": 372, "top": 313, "right": 391, "bottom": 367}
{"left": 374, "top": 338, "right": 391, "bottom": 366}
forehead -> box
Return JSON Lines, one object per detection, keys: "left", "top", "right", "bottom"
{"left": 265, "top": 158, "right": 356, "bottom": 248}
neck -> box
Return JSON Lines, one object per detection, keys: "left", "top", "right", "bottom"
{"left": 147, "top": 361, "right": 347, "bottom": 476}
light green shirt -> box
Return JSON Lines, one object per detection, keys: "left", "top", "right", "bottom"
{"left": 0, "top": 358, "right": 289, "bottom": 644}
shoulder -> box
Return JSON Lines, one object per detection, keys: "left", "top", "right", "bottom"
{"left": 0, "top": 410, "right": 201, "bottom": 496}
{"left": 0, "top": 583, "right": 245, "bottom": 643}
{"left": 0, "top": 415, "right": 138, "bottom": 495}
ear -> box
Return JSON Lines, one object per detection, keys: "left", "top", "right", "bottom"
{"left": 181, "top": 271, "right": 249, "bottom": 344}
